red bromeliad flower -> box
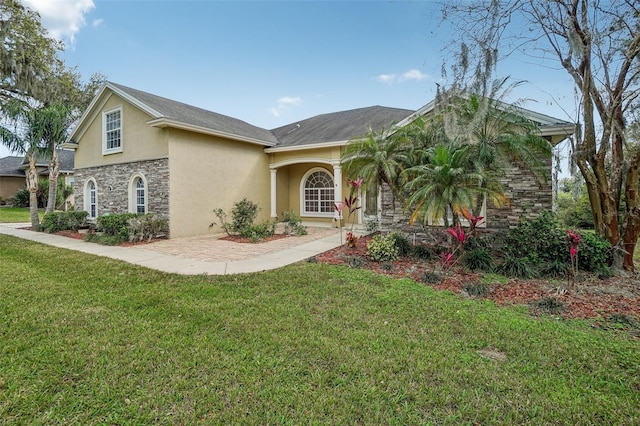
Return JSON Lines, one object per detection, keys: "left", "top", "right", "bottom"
{"left": 334, "top": 201, "right": 344, "bottom": 214}
{"left": 570, "top": 246, "right": 577, "bottom": 260}
{"left": 567, "top": 229, "right": 581, "bottom": 246}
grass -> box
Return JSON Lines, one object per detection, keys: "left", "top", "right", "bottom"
{"left": 1, "top": 234, "right": 639, "bottom": 424}
{"left": 0, "top": 207, "right": 42, "bottom": 223}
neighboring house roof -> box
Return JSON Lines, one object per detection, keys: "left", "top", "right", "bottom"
{"left": 0, "top": 156, "right": 24, "bottom": 177}
{"left": 270, "top": 105, "right": 415, "bottom": 149}
{"left": 20, "top": 149, "right": 75, "bottom": 173}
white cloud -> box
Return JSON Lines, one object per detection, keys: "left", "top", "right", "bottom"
{"left": 376, "top": 69, "right": 430, "bottom": 84}
{"left": 23, "top": 0, "right": 95, "bottom": 44}
{"left": 271, "top": 96, "right": 302, "bottom": 117}
{"left": 92, "top": 18, "right": 103, "bottom": 28}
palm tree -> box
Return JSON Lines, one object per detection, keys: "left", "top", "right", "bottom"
{"left": 0, "top": 99, "right": 53, "bottom": 228}
{"left": 39, "top": 103, "right": 73, "bottom": 213}
{"left": 404, "top": 143, "right": 506, "bottom": 227}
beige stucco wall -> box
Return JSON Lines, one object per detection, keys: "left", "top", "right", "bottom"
{"left": 74, "top": 92, "right": 169, "bottom": 169}
{"left": 168, "top": 129, "right": 271, "bottom": 238}
{"left": 0, "top": 176, "right": 25, "bottom": 201}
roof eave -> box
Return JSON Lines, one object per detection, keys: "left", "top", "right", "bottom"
{"left": 147, "top": 118, "right": 276, "bottom": 147}
{"left": 265, "top": 140, "right": 348, "bottom": 153}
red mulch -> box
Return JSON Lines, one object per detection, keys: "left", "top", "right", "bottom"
{"left": 315, "top": 235, "right": 640, "bottom": 327}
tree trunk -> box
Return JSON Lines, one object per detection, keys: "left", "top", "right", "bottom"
{"left": 46, "top": 149, "right": 59, "bottom": 213}
{"left": 621, "top": 157, "right": 640, "bottom": 271}
{"left": 26, "top": 156, "right": 40, "bottom": 229}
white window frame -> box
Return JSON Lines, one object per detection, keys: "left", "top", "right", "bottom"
{"left": 84, "top": 178, "right": 98, "bottom": 219}
{"left": 128, "top": 173, "right": 147, "bottom": 214}
{"left": 300, "top": 167, "right": 335, "bottom": 217}
{"left": 102, "top": 106, "right": 123, "bottom": 155}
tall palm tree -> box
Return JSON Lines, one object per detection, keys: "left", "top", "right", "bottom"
{"left": 0, "top": 99, "right": 52, "bottom": 228}
{"left": 404, "top": 143, "right": 506, "bottom": 227}
{"left": 39, "top": 103, "right": 73, "bottom": 213}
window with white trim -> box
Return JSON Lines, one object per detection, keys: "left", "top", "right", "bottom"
{"left": 103, "top": 107, "right": 122, "bottom": 154}
{"left": 85, "top": 179, "right": 97, "bottom": 218}
{"left": 302, "top": 169, "right": 334, "bottom": 216}
{"left": 129, "top": 174, "right": 147, "bottom": 214}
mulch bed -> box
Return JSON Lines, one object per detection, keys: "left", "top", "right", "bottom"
{"left": 315, "top": 235, "right": 640, "bottom": 328}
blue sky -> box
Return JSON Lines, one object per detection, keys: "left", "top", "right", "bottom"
{"left": 3, "top": 0, "right": 577, "bottom": 165}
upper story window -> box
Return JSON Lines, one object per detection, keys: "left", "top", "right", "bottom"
{"left": 103, "top": 107, "right": 122, "bottom": 154}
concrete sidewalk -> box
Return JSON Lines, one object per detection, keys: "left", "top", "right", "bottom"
{"left": 0, "top": 223, "right": 349, "bottom": 275}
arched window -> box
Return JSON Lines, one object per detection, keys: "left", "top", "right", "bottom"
{"left": 85, "top": 179, "right": 97, "bottom": 218}
{"left": 302, "top": 168, "right": 334, "bottom": 216}
{"left": 129, "top": 174, "right": 147, "bottom": 214}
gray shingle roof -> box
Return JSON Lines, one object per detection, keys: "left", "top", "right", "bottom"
{"left": 109, "top": 82, "right": 280, "bottom": 146}
{"left": 271, "top": 106, "right": 414, "bottom": 148}
{"left": 0, "top": 156, "right": 24, "bottom": 177}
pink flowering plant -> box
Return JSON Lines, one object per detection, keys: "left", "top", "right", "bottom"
{"left": 334, "top": 177, "right": 364, "bottom": 248}
{"left": 439, "top": 208, "right": 484, "bottom": 271}
{"left": 567, "top": 229, "right": 581, "bottom": 287}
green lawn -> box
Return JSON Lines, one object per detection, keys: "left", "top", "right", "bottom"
{"left": 1, "top": 234, "right": 638, "bottom": 424}
{"left": 0, "top": 207, "right": 42, "bottom": 223}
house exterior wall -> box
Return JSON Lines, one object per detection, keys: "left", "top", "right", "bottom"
{"left": 74, "top": 158, "right": 169, "bottom": 219}
{"left": 379, "top": 161, "right": 553, "bottom": 234}
{"left": 167, "top": 129, "right": 271, "bottom": 238}
{"left": 73, "top": 93, "right": 169, "bottom": 169}
{"left": 0, "top": 176, "right": 25, "bottom": 201}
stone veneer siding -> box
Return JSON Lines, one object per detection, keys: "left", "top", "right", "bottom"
{"left": 74, "top": 158, "right": 170, "bottom": 224}
{"left": 379, "top": 160, "right": 553, "bottom": 235}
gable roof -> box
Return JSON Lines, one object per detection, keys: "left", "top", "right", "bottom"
{"left": 270, "top": 105, "right": 414, "bottom": 149}
{"left": 0, "top": 156, "right": 24, "bottom": 177}
{"left": 394, "top": 97, "right": 576, "bottom": 142}
{"left": 70, "top": 82, "right": 279, "bottom": 147}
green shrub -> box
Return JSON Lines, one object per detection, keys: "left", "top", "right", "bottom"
{"left": 232, "top": 198, "right": 259, "bottom": 233}
{"left": 97, "top": 213, "right": 139, "bottom": 239}
{"left": 421, "top": 271, "right": 443, "bottom": 284}
{"left": 42, "top": 211, "right": 88, "bottom": 233}
{"left": 501, "top": 211, "right": 567, "bottom": 265}
{"left": 412, "top": 245, "right": 434, "bottom": 261}
{"left": 10, "top": 189, "right": 30, "bottom": 208}
{"left": 388, "top": 232, "right": 412, "bottom": 257}
{"left": 462, "top": 282, "right": 489, "bottom": 297}
{"left": 83, "top": 232, "right": 124, "bottom": 246}
{"left": 241, "top": 220, "right": 276, "bottom": 241}
{"left": 560, "top": 194, "right": 594, "bottom": 228}
{"left": 498, "top": 254, "right": 536, "bottom": 278}
{"left": 539, "top": 259, "right": 570, "bottom": 278}
{"left": 281, "top": 210, "right": 307, "bottom": 236}
{"left": 462, "top": 246, "right": 494, "bottom": 271}
{"left": 127, "top": 214, "right": 169, "bottom": 242}
{"left": 366, "top": 234, "right": 399, "bottom": 262}
{"left": 578, "top": 232, "right": 611, "bottom": 273}
{"left": 348, "top": 256, "right": 365, "bottom": 268}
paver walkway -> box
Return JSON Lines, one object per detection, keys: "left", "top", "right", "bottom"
{"left": 0, "top": 222, "right": 349, "bottom": 275}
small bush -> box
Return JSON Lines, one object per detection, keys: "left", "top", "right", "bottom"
{"left": 539, "top": 259, "right": 570, "bottom": 278}
{"left": 388, "top": 232, "right": 412, "bottom": 257}
{"left": 531, "top": 297, "right": 565, "bottom": 314}
{"left": 10, "top": 189, "right": 30, "bottom": 208}
{"left": 97, "top": 213, "right": 139, "bottom": 240}
{"left": 578, "top": 232, "right": 611, "bottom": 273}
{"left": 232, "top": 198, "right": 259, "bottom": 233}
{"left": 241, "top": 220, "right": 277, "bottom": 241}
{"left": 364, "top": 219, "right": 379, "bottom": 232}
{"left": 366, "top": 234, "right": 399, "bottom": 262}
{"left": 421, "top": 271, "right": 443, "bottom": 284}
{"left": 127, "top": 214, "right": 168, "bottom": 242}
{"left": 462, "top": 246, "right": 494, "bottom": 271}
{"left": 42, "top": 211, "right": 89, "bottom": 233}
{"left": 412, "top": 245, "right": 434, "bottom": 260}
{"left": 348, "top": 256, "right": 365, "bottom": 268}
{"left": 83, "top": 232, "right": 124, "bottom": 246}
{"left": 462, "top": 282, "right": 489, "bottom": 297}
{"left": 281, "top": 210, "right": 307, "bottom": 236}
{"left": 381, "top": 261, "right": 394, "bottom": 271}
{"left": 498, "top": 254, "right": 536, "bottom": 278}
